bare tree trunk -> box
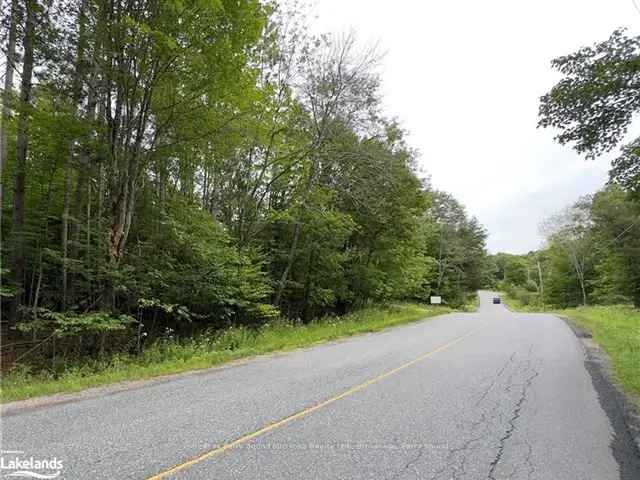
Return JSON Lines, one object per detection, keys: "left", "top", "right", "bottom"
{"left": 0, "top": 0, "right": 19, "bottom": 208}
{"left": 72, "top": 170, "right": 86, "bottom": 240}
{"left": 436, "top": 229, "right": 446, "bottom": 290}
{"left": 33, "top": 172, "right": 54, "bottom": 312}
{"left": 97, "top": 163, "right": 104, "bottom": 224}
{"left": 109, "top": 170, "right": 135, "bottom": 263}
{"left": 61, "top": 156, "right": 72, "bottom": 308}
{"left": 568, "top": 251, "right": 587, "bottom": 306}
{"left": 86, "top": 182, "right": 91, "bottom": 265}
{"left": 578, "top": 271, "right": 587, "bottom": 306}
{"left": 64, "top": 0, "right": 90, "bottom": 304}
{"left": 33, "top": 255, "right": 43, "bottom": 311}
{"left": 536, "top": 260, "right": 544, "bottom": 310}
{"left": 11, "top": 0, "right": 36, "bottom": 318}
{"left": 274, "top": 221, "right": 300, "bottom": 307}
{"left": 107, "top": 69, "right": 153, "bottom": 264}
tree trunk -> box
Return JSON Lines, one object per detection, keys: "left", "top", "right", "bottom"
{"left": 570, "top": 251, "right": 587, "bottom": 307}
{"left": 86, "top": 181, "right": 91, "bottom": 265}
{"left": 579, "top": 277, "right": 587, "bottom": 306}
{"left": 109, "top": 167, "right": 137, "bottom": 264}
{"left": 0, "top": 0, "right": 19, "bottom": 208}
{"left": 436, "top": 230, "right": 447, "bottom": 290}
{"left": 11, "top": 0, "right": 36, "bottom": 317}
{"left": 274, "top": 221, "right": 301, "bottom": 307}
{"left": 536, "top": 260, "right": 544, "bottom": 310}
{"left": 64, "top": 0, "right": 90, "bottom": 302}
{"left": 61, "top": 156, "right": 72, "bottom": 308}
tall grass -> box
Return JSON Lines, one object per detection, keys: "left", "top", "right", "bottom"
{"left": 560, "top": 305, "right": 640, "bottom": 399}
{"left": 498, "top": 282, "right": 544, "bottom": 312}
{"left": 1, "top": 303, "right": 450, "bottom": 403}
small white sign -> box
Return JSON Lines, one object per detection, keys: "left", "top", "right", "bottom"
{"left": 430, "top": 296, "right": 442, "bottom": 305}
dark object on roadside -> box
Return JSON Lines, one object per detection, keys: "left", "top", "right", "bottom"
{"left": 493, "top": 297, "right": 501, "bottom": 304}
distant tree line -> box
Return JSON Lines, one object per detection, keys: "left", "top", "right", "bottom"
{"left": 486, "top": 185, "right": 639, "bottom": 308}
{"left": 0, "top": 0, "right": 487, "bottom": 365}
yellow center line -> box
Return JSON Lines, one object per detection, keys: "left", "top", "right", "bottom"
{"left": 146, "top": 324, "right": 487, "bottom": 480}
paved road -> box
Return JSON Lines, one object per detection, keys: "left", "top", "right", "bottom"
{"left": 2, "top": 291, "right": 639, "bottom": 479}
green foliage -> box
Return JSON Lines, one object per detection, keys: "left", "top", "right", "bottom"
{"left": 539, "top": 28, "right": 640, "bottom": 205}
{"left": 19, "top": 310, "right": 136, "bottom": 337}
{"left": 1, "top": 303, "right": 449, "bottom": 402}
{"left": 610, "top": 139, "right": 640, "bottom": 199}
{"left": 493, "top": 185, "right": 640, "bottom": 309}
{"left": 491, "top": 253, "right": 528, "bottom": 286}
{"left": 524, "top": 279, "right": 539, "bottom": 292}
{"left": 130, "top": 199, "right": 273, "bottom": 326}
{"left": 0, "top": 268, "right": 17, "bottom": 298}
{"left": 0, "top": 0, "right": 487, "bottom": 379}
{"left": 589, "top": 187, "right": 640, "bottom": 306}
{"left": 422, "top": 192, "right": 488, "bottom": 307}
{"left": 498, "top": 281, "right": 543, "bottom": 312}
{"left": 539, "top": 29, "right": 640, "bottom": 307}
{"left": 539, "top": 29, "right": 640, "bottom": 158}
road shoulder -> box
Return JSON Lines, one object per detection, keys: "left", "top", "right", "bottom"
{"left": 557, "top": 314, "right": 640, "bottom": 457}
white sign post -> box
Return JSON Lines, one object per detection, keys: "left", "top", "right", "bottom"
{"left": 430, "top": 296, "right": 442, "bottom": 305}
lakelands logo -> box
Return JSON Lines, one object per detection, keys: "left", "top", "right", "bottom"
{"left": 0, "top": 451, "right": 63, "bottom": 479}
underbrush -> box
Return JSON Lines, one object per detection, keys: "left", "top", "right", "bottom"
{"left": 498, "top": 282, "right": 545, "bottom": 312}
{"left": 1, "top": 303, "right": 451, "bottom": 403}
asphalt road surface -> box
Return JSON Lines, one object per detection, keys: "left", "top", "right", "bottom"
{"left": 3, "top": 291, "right": 640, "bottom": 479}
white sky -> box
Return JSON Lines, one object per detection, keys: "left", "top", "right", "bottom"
{"left": 311, "top": 0, "right": 639, "bottom": 253}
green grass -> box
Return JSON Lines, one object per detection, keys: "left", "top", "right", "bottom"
{"left": 461, "top": 293, "right": 480, "bottom": 312}
{"left": 499, "top": 290, "right": 545, "bottom": 312}
{"left": 559, "top": 305, "right": 640, "bottom": 400}
{"left": 0, "top": 303, "right": 451, "bottom": 403}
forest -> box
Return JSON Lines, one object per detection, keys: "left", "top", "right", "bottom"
{"left": 0, "top": 0, "right": 488, "bottom": 371}
{"left": 486, "top": 184, "right": 640, "bottom": 309}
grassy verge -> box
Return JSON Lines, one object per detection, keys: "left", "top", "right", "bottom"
{"left": 461, "top": 293, "right": 480, "bottom": 312}
{"left": 0, "top": 303, "right": 451, "bottom": 403}
{"left": 560, "top": 305, "right": 640, "bottom": 400}
{"left": 499, "top": 290, "right": 544, "bottom": 312}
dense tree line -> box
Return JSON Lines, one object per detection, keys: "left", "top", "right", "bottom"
{"left": 0, "top": 0, "right": 487, "bottom": 364}
{"left": 486, "top": 185, "right": 639, "bottom": 308}
{"left": 487, "top": 27, "right": 640, "bottom": 309}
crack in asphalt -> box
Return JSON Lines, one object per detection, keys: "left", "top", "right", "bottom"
{"left": 450, "top": 432, "right": 486, "bottom": 480}
{"left": 487, "top": 363, "right": 539, "bottom": 480}
{"left": 474, "top": 352, "right": 517, "bottom": 408}
{"left": 386, "top": 444, "right": 426, "bottom": 480}
{"left": 427, "top": 432, "right": 487, "bottom": 480}
{"left": 428, "top": 352, "right": 519, "bottom": 480}
{"left": 523, "top": 436, "right": 535, "bottom": 480}
{"left": 387, "top": 347, "right": 542, "bottom": 480}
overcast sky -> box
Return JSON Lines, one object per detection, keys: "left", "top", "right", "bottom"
{"left": 311, "top": 0, "right": 639, "bottom": 254}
